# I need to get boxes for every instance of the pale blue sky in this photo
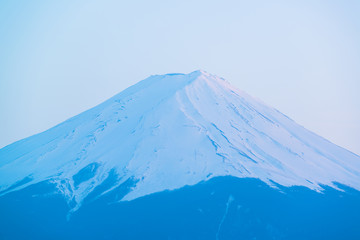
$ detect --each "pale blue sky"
[1,0,359,154]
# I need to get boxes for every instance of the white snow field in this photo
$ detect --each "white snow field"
[1,70,360,210]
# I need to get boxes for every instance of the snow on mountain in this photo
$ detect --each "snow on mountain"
[1,70,360,210]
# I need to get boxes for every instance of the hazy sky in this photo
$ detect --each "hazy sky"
[1,0,359,155]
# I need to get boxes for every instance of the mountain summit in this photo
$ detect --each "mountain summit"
[1,70,360,211]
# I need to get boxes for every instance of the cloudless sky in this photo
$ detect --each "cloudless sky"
[1,0,359,155]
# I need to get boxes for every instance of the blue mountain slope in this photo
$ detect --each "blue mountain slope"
[1,176,360,240]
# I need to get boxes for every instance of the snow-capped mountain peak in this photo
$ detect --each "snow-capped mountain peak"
[1,70,360,210]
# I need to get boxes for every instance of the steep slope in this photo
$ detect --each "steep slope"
[1,70,360,212]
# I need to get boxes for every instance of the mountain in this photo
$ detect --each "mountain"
[1,70,360,239]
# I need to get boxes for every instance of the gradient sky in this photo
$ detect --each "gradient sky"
[1,0,359,155]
